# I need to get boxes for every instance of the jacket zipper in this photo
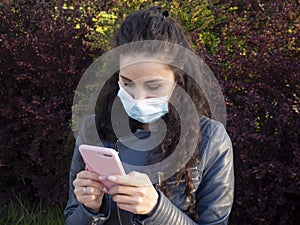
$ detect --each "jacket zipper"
[115,139,119,152]
[91,216,105,225]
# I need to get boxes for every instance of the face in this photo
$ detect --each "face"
[119,55,175,99]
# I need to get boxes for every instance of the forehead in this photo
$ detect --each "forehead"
[119,55,174,82]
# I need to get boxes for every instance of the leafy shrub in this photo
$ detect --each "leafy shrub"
[193,0,300,224]
[0,1,299,224]
[0,0,106,207]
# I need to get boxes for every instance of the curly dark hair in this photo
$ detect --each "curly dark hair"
[95,6,211,220]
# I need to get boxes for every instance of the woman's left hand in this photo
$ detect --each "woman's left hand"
[106,171,159,215]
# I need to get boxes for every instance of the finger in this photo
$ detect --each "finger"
[73,177,106,196]
[84,186,103,196]
[73,178,104,191]
[112,192,144,206]
[75,185,102,199]
[107,171,152,187]
[74,186,94,197]
[76,170,101,181]
[76,194,100,203]
[109,185,146,197]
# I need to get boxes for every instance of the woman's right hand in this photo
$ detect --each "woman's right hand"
[73,170,107,212]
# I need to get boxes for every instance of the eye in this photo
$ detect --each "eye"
[146,84,161,90]
[124,81,134,87]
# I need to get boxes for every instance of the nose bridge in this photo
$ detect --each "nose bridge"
[133,84,147,100]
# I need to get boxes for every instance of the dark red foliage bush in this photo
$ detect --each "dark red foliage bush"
[193,0,300,224]
[0,1,104,207]
[0,1,299,224]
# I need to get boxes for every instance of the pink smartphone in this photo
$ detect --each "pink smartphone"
[79,144,126,188]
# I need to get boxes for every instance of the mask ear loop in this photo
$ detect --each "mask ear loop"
[166,82,177,99]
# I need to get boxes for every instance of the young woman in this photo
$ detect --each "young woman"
[65,6,234,225]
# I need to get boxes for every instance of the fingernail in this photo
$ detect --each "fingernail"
[103,187,108,193]
[108,176,117,181]
[99,175,106,180]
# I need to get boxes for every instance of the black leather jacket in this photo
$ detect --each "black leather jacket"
[64,116,234,225]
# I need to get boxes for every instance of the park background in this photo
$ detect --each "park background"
[0,0,299,224]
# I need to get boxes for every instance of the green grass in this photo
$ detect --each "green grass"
[0,197,64,225]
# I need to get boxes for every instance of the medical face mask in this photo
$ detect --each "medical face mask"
[117,82,172,123]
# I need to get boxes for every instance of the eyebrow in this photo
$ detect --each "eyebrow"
[119,74,165,83]
[120,75,132,82]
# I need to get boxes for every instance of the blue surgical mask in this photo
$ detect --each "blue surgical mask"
[117,82,171,123]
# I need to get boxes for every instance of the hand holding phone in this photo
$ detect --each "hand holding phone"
[79,144,126,188]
